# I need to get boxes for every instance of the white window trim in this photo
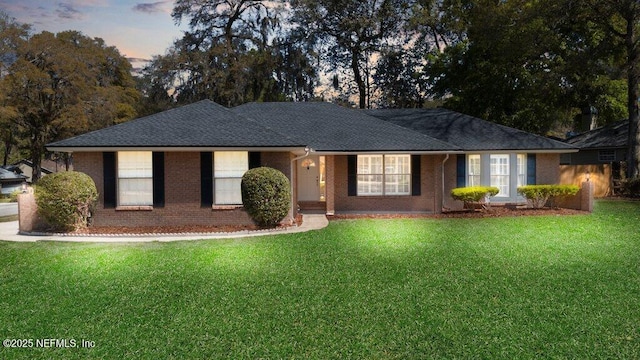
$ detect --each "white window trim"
[117,151,153,207]
[357,154,411,196]
[213,151,248,205]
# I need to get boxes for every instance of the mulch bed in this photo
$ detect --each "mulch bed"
[68,214,305,235]
[330,206,588,220]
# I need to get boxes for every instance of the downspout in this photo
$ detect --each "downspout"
[441,154,450,213]
[290,147,311,225]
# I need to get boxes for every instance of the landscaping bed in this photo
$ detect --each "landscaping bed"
[331,206,588,220]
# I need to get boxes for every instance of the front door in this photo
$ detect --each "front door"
[298,155,324,201]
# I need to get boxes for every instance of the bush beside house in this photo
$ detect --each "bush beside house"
[517,185,580,209]
[241,167,291,227]
[35,171,98,232]
[451,186,500,210]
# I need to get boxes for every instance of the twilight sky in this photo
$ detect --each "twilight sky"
[1,0,186,67]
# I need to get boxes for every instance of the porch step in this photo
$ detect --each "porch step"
[298,201,327,212]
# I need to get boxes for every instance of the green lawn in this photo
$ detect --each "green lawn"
[1,200,639,359]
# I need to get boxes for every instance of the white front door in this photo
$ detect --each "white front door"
[298,156,321,201]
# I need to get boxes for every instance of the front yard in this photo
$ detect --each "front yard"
[1,200,639,359]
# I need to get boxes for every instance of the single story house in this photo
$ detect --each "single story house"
[0,167,27,196]
[46,100,576,227]
[560,120,628,196]
[5,159,55,183]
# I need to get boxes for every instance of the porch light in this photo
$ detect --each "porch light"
[21,182,27,193]
[585,171,590,182]
[301,158,316,170]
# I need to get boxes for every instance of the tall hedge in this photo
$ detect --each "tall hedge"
[35,171,98,232]
[241,167,291,227]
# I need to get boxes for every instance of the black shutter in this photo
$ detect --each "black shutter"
[249,152,261,169]
[152,152,165,207]
[347,155,357,196]
[411,155,421,196]
[456,154,466,188]
[103,152,117,208]
[200,152,213,207]
[527,154,536,185]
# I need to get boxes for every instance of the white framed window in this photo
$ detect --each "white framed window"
[214,151,248,205]
[118,151,153,206]
[357,154,410,196]
[517,154,527,187]
[490,154,510,197]
[357,155,383,195]
[468,154,481,186]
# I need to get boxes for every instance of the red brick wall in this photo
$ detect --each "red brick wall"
[332,155,441,213]
[73,151,293,228]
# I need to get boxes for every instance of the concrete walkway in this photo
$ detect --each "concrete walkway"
[0,214,329,243]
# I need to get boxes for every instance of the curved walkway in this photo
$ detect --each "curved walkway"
[0,214,329,243]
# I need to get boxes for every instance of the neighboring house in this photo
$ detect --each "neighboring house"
[0,167,27,196]
[560,120,628,196]
[7,159,56,183]
[46,100,576,228]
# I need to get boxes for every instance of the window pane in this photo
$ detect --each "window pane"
[385,155,410,174]
[215,151,248,178]
[468,155,481,186]
[118,151,152,178]
[490,155,509,197]
[517,154,527,187]
[357,174,383,195]
[118,151,153,206]
[385,174,410,195]
[118,178,153,206]
[358,155,383,175]
[215,178,243,205]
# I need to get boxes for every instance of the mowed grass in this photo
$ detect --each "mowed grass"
[1,200,639,359]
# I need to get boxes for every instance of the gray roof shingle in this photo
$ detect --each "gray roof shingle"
[565,120,628,149]
[47,100,303,149]
[366,108,576,151]
[233,102,459,152]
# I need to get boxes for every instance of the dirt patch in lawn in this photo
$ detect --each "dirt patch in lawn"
[330,207,589,220]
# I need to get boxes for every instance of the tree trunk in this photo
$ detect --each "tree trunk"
[626,9,640,178]
[351,49,367,109]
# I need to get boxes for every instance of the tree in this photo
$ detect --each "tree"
[143,0,316,107]
[0,12,30,166]
[291,0,408,108]
[1,30,140,181]
[589,0,640,177]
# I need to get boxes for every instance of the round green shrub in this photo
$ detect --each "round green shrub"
[35,171,98,232]
[241,167,291,227]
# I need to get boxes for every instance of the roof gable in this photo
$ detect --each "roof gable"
[366,108,576,152]
[233,102,459,152]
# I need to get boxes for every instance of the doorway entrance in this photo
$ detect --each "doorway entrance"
[297,156,326,207]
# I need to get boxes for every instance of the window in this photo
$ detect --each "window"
[214,151,248,205]
[118,151,153,206]
[468,154,481,186]
[517,154,527,187]
[490,154,509,197]
[357,155,410,196]
[598,150,616,162]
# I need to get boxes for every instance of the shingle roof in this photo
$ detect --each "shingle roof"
[47,100,303,149]
[565,120,628,149]
[0,167,27,181]
[233,102,459,152]
[366,108,576,152]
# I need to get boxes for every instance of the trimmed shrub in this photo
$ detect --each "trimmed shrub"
[517,184,579,208]
[241,167,291,227]
[35,171,98,232]
[621,177,640,198]
[451,186,500,209]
